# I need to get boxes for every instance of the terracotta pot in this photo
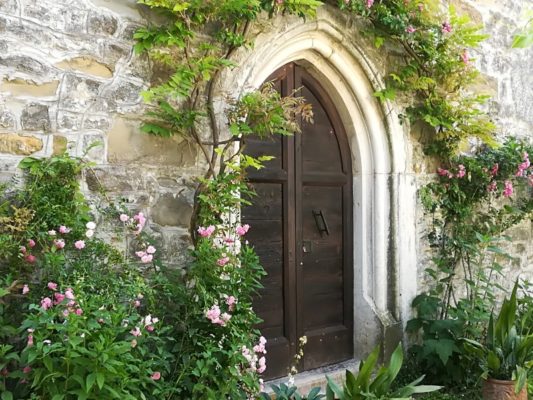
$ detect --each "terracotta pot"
[482,378,528,400]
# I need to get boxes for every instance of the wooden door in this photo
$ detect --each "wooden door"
[242,63,353,380]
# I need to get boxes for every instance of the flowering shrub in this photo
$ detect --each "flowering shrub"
[407,139,533,386]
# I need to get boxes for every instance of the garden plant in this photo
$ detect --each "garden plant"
[0,0,532,399]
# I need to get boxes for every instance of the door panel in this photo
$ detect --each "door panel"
[243,63,353,380]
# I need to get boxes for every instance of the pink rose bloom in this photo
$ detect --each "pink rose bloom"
[54,293,66,305]
[406,25,416,34]
[28,239,36,248]
[197,225,215,238]
[133,300,141,308]
[48,230,56,236]
[441,21,452,33]
[366,0,374,7]
[47,282,58,291]
[74,240,85,250]
[487,181,497,193]
[54,239,65,249]
[27,334,34,347]
[25,254,36,264]
[130,327,142,337]
[75,308,83,316]
[461,50,470,64]
[41,297,53,310]
[65,288,75,300]
[220,313,231,324]
[217,256,230,267]
[141,254,153,263]
[206,305,222,324]
[235,224,250,236]
[22,284,30,295]
[135,251,146,258]
[225,295,237,311]
[503,180,513,197]
[146,245,156,254]
[22,366,32,374]
[62,309,69,317]
[59,226,70,234]
[151,371,161,381]
[146,325,154,332]
[20,246,27,254]
[257,356,267,373]
[119,214,129,222]
[457,164,466,178]
[490,163,499,176]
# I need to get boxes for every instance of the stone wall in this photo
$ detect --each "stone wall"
[0,0,531,302]
[0,0,201,267]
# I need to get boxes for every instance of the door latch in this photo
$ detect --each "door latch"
[312,209,330,236]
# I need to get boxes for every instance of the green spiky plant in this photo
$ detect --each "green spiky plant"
[464,281,533,394]
[325,344,441,399]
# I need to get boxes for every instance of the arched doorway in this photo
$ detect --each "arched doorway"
[242,63,353,380]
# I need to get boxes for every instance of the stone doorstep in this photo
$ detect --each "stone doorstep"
[263,359,358,397]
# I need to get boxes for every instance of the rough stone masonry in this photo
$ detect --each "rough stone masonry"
[0,0,531,279]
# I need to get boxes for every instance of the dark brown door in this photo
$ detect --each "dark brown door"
[242,63,353,380]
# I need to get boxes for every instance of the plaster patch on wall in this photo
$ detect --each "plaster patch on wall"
[55,57,113,79]
[1,79,59,97]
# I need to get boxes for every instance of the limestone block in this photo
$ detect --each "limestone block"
[21,103,50,131]
[0,109,16,129]
[82,133,105,162]
[151,192,193,227]
[102,42,131,65]
[0,55,51,77]
[57,111,82,131]
[1,79,59,97]
[83,115,110,130]
[0,0,18,14]
[107,118,197,166]
[53,135,67,155]
[0,133,43,155]
[55,57,113,79]
[86,168,135,192]
[88,11,118,36]
[60,75,102,112]
[104,79,143,106]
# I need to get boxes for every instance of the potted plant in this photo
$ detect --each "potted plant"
[325,344,441,399]
[464,282,533,400]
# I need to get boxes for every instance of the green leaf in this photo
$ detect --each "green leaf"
[86,373,97,393]
[96,372,105,390]
[1,392,13,400]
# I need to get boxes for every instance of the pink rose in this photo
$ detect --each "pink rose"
[59,226,71,234]
[25,254,36,264]
[20,246,27,254]
[65,288,75,300]
[22,284,30,295]
[197,225,215,238]
[406,25,416,34]
[75,308,83,316]
[119,214,129,222]
[141,254,153,263]
[503,180,513,197]
[22,366,32,374]
[257,356,267,373]
[47,282,58,291]
[41,297,53,310]
[217,256,230,267]
[235,224,250,236]
[461,50,470,64]
[27,334,34,347]
[441,21,452,34]
[54,293,66,305]
[151,371,161,380]
[54,239,65,249]
[133,300,141,308]
[28,239,36,248]
[74,240,85,250]
[146,245,156,254]
[146,325,154,332]
[130,327,142,337]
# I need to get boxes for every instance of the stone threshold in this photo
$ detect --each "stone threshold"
[263,359,359,396]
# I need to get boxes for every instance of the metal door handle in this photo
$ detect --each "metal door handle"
[312,209,330,236]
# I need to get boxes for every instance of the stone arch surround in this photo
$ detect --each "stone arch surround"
[221,6,419,363]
